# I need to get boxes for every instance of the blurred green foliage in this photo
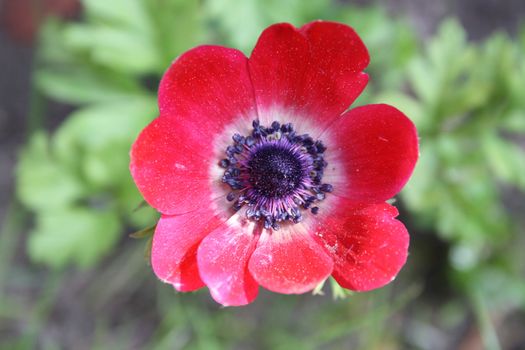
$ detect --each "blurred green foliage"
[10,0,525,347]
[18,98,157,267]
[379,19,525,312]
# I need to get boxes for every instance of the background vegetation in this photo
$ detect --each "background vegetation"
[1,0,524,349]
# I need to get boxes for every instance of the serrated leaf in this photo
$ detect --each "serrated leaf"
[436,168,509,243]
[407,19,479,121]
[507,66,525,107]
[483,134,525,189]
[27,207,121,268]
[340,7,417,94]
[407,57,437,105]
[428,19,467,73]
[401,142,439,212]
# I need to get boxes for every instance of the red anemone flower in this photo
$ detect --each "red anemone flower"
[130,21,419,306]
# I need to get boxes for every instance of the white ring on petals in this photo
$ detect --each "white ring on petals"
[207,104,347,231]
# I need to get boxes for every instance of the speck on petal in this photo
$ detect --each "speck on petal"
[314,200,409,291]
[248,226,333,294]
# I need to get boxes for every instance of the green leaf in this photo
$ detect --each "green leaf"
[63,24,161,74]
[407,18,480,120]
[329,278,354,299]
[340,6,417,90]
[148,0,205,66]
[27,207,121,268]
[117,182,158,229]
[38,19,78,65]
[50,97,158,227]
[205,0,267,52]
[483,134,525,190]
[16,133,86,211]
[144,236,153,262]
[35,68,146,104]
[428,19,468,73]
[312,279,326,296]
[52,96,156,181]
[77,0,207,74]
[501,110,525,133]
[129,224,156,239]
[401,142,439,213]
[82,0,151,30]
[81,148,130,189]
[116,176,158,228]
[407,57,437,106]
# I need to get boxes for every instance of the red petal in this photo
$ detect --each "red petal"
[248,226,333,294]
[151,212,225,291]
[300,20,369,74]
[131,48,257,214]
[249,23,309,113]
[158,45,256,139]
[324,104,419,203]
[300,21,370,120]
[249,21,369,129]
[197,215,260,306]
[130,116,220,215]
[315,201,409,291]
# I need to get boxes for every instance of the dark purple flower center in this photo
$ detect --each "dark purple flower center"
[248,145,303,198]
[219,120,332,230]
